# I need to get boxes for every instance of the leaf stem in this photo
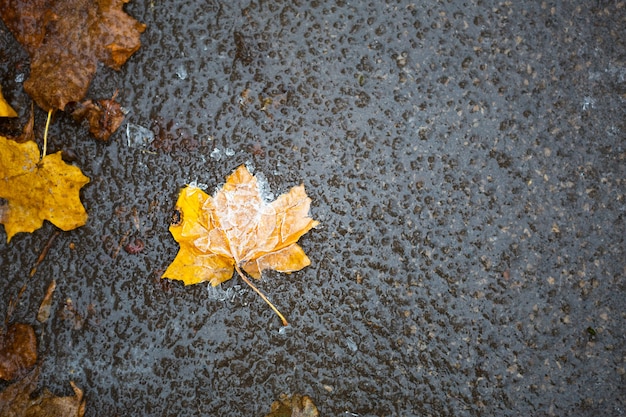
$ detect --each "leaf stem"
[234,264,289,327]
[42,109,53,159]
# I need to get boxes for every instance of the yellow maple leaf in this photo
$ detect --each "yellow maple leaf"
[0,136,90,242]
[163,165,318,325]
[164,164,319,285]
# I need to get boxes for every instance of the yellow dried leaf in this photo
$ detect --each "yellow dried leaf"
[0,86,18,117]
[264,393,319,417]
[163,165,319,286]
[0,136,90,242]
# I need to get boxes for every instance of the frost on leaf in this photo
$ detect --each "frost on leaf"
[163,165,319,286]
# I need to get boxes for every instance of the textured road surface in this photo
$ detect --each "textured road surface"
[1,1,625,416]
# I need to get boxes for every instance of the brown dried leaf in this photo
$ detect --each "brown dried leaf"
[68,95,125,142]
[0,323,37,381]
[0,0,145,111]
[0,367,38,416]
[0,367,86,417]
[24,381,86,417]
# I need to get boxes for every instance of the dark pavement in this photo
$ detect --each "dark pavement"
[1,1,625,416]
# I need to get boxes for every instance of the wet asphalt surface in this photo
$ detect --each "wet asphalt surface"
[1,1,625,416]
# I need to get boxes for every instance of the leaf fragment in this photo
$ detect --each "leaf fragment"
[37,280,57,323]
[68,95,126,142]
[264,393,319,417]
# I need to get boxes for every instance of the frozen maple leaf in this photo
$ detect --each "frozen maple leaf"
[0,0,145,112]
[163,165,318,325]
[0,136,90,242]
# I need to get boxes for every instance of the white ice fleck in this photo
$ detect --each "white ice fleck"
[346,337,358,352]
[15,73,25,83]
[244,160,255,174]
[210,148,222,160]
[211,147,236,160]
[206,284,243,302]
[126,123,154,148]
[278,324,292,334]
[254,171,275,202]
[188,180,208,190]
[206,284,227,301]
[581,96,595,111]
[176,64,188,80]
